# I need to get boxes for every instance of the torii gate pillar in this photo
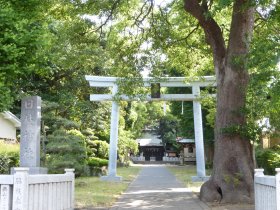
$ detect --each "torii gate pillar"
[192,86,208,181]
[100,85,122,181]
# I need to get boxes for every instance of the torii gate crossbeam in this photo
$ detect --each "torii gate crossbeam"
[86,76,216,182]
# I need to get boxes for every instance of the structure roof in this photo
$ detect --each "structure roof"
[1,111,21,128]
[177,138,195,144]
[137,131,162,146]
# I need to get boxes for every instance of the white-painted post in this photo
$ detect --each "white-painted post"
[12,168,29,210]
[65,168,75,209]
[101,85,122,181]
[192,85,207,181]
[276,168,280,210]
[254,168,264,177]
[254,168,264,210]
[0,185,12,210]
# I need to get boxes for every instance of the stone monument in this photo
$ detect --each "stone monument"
[18,96,47,174]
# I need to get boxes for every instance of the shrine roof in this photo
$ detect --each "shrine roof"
[177,138,195,144]
[137,131,162,146]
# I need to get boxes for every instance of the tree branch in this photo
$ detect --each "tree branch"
[184,0,226,65]
[168,24,200,46]
[133,0,154,27]
[94,0,121,32]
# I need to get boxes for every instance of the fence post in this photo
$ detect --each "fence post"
[12,168,29,210]
[254,168,264,177]
[276,168,280,210]
[254,168,264,210]
[65,169,75,209]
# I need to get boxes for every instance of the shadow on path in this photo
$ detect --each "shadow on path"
[110,165,209,210]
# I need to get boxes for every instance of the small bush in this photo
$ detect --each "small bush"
[87,157,108,176]
[88,157,108,167]
[0,141,19,174]
[256,146,280,175]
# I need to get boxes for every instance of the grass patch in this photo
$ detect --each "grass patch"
[167,165,211,193]
[75,166,141,209]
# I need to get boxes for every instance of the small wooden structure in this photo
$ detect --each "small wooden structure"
[177,138,196,162]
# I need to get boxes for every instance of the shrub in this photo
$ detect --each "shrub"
[256,146,280,175]
[45,129,88,176]
[0,141,19,174]
[88,157,108,167]
[87,157,108,176]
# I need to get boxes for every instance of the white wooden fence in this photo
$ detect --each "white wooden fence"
[0,168,75,210]
[254,168,280,210]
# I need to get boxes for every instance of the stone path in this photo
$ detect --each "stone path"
[110,165,209,210]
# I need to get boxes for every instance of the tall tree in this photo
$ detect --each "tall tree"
[0,0,55,111]
[184,0,255,203]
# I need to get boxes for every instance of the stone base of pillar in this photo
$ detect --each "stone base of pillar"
[100,175,122,182]
[11,167,48,174]
[191,176,210,182]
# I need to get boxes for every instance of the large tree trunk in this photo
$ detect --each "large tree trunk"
[184,0,255,203]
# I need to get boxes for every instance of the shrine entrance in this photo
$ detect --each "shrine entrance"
[140,146,165,161]
[85,76,215,181]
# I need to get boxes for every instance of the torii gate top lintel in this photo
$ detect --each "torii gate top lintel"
[85,75,216,102]
[85,75,216,87]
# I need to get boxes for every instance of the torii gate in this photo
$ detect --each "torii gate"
[85,76,216,182]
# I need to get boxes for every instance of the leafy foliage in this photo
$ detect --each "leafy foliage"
[0,0,54,111]
[86,140,109,159]
[88,157,108,168]
[256,145,280,175]
[118,130,139,166]
[158,114,181,153]
[0,141,19,174]
[87,157,108,176]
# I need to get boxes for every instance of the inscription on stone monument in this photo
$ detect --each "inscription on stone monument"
[19,96,47,174]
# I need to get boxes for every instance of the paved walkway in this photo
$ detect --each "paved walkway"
[110,165,209,210]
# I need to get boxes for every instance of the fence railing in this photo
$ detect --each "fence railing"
[254,168,280,210]
[0,168,75,210]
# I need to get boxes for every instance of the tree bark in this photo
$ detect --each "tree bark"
[184,0,255,203]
